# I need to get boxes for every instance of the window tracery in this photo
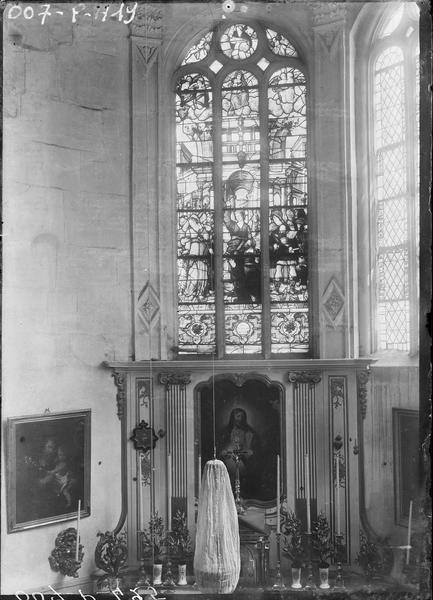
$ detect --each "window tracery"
[176,23,309,356]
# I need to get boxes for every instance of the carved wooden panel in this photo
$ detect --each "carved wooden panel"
[328,375,349,561]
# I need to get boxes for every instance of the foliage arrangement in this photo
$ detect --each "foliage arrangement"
[141,511,167,562]
[356,531,384,579]
[167,510,193,563]
[95,530,128,577]
[282,510,306,568]
[311,512,334,567]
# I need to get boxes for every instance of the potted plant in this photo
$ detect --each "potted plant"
[357,532,384,581]
[141,512,167,585]
[282,511,306,589]
[94,530,128,592]
[311,512,334,589]
[167,510,193,585]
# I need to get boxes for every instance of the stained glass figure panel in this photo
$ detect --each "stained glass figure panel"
[177,72,215,353]
[177,211,214,304]
[220,24,258,60]
[266,28,297,57]
[271,305,309,353]
[176,73,213,165]
[225,305,262,354]
[269,68,306,161]
[182,32,213,65]
[176,26,311,356]
[268,67,308,351]
[222,70,262,311]
[269,161,307,206]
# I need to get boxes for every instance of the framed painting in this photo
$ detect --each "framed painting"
[393,408,419,526]
[6,410,91,532]
[198,376,284,507]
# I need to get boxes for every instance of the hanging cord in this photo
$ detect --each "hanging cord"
[212,350,216,460]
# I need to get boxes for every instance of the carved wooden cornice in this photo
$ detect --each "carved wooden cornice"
[112,370,127,420]
[357,370,370,420]
[288,371,322,389]
[159,372,191,390]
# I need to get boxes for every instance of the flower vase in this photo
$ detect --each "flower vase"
[153,563,163,585]
[319,567,330,589]
[177,563,188,585]
[291,567,302,589]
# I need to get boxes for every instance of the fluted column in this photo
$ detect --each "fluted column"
[159,372,191,527]
[288,371,321,530]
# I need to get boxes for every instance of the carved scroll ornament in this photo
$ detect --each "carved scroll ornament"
[288,371,322,389]
[159,372,191,390]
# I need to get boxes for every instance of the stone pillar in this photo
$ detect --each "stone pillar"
[130,7,164,360]
[159,372,192,526]
[288,371,322,530]
[309,2,351,358]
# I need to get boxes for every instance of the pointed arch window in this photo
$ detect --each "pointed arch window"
[371,7,419,353]
[175,23,309,356]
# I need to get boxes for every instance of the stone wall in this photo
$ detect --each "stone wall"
[2,8,130,593]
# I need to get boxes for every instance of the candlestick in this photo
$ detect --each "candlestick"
[272,532,286,589]
[276,455,281,534]
[75,499,81,562]
[305,454,311,533]
[406,500,413,565]
[336,453,341,536]
[198,454,201,499]
[167,453,172,529]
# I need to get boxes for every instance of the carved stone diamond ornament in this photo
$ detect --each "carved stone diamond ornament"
[322,278,345,326]
[137,281,160,330]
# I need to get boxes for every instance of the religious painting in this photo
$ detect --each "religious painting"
[198,377,283,507]
[6,410,91,532]
[393,408,419,526]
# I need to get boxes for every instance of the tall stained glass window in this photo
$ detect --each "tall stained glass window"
[176,23,309,356]
[372,7,419,353]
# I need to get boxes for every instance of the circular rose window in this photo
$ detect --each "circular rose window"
[220,24,258,60]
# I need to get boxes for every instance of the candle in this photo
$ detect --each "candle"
[138,452,143,530]
[305,454,311,533]
[336,454,341,536]
[75,499,81,562]
[406,500,413,564]
[167,453,172,530]
[276,455,281,534]
[198,454,202,499]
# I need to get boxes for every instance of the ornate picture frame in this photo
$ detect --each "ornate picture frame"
[6,410,91,533]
